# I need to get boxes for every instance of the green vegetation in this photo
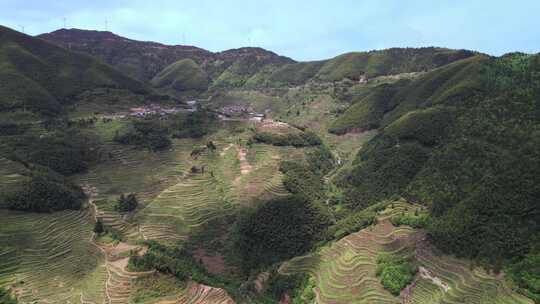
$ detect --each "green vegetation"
[115,193,138,212]
[376,253,417,295]
[2,169,85,212]
[93,219,105,234]
[279,202,532,304]
[0,25,537,303]
[279,145,334,201]
[0,209,105,303]
[0,25,149,116]
[253,130,321,147]
[0,287,17,304]
[130,274,183,303]
[151,59,209,94]
[114,118,172,150]
[7,127,98,175]
[232,195,329,272]
[316,47,475,82]
[507,253,540,302]
[391,209,429,228]
[265,61,325,86]
[328,81,407,134]
[171,109,217,138]
[128,241,240,294]
[335,54,540,270]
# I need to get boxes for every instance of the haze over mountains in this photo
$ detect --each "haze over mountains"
[0,24,539,304]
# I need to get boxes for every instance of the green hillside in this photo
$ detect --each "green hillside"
[0,25,149,116]
[244,47,475,88]
[316,47,475,82]
[151,58,209,94]
[0,22,538,304]
[333,53,540,277]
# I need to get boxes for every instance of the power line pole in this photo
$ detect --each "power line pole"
[63,17,66,29]
[105,19,108,31]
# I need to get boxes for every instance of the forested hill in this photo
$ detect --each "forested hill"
[38,29,475,92]
[0,25,150,116]
[335,52,540,268]
[39,28,295,85]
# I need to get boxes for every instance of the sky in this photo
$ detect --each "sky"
[1,0,539,61]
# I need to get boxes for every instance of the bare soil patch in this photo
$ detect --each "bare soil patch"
[193,248,226,275]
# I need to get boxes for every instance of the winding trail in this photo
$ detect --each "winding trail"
[85,186,153,304]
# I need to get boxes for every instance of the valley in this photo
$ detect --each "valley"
[0,23,539,304]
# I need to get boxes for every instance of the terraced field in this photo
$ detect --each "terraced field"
[0,157,27,193]
[0,209,106,303]
[134,129,298,241]
[177,282,235,304]
[234,143,292,203]
[75,139,195,204]
[279,201,533,304]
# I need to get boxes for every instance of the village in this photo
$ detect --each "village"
[128,101,196,118]
[216,105,266,122]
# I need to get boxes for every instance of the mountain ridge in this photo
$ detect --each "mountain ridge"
[38,28,476,91]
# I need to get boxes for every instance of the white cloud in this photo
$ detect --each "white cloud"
[0,0,538,60]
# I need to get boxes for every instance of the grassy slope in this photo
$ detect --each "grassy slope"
[0,25,149,116]
[0,209,106,303]
[315,47,475,82]
[151,58,209,94]
[250,47,475,88]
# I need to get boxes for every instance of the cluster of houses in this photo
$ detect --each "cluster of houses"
[218,105,266,122]
[129,104,183,117]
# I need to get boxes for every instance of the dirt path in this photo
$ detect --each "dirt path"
[237,146,252,175]
[219,143,234,157]
[418,266,450,291]
[84,185,151,303]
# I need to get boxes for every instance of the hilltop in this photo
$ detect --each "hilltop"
[38,29,475,94]
[39,28,295,87]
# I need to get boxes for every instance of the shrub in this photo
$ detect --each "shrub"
[128,241,239,293]
[3,169,85,212]
[232,195,329,272]
[279,145,334,201]
[253,130,321,147]
[376,253,417,295]
[115,193,138,212]
[114,118,171,151]
[171,110,216,139]
[506,253,540,302]
[10,128,97,175]
[391,212,428,228]
[93,219,105,235]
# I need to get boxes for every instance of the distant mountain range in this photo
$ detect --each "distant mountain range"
[38,28,475,93]
[38,29,294,88]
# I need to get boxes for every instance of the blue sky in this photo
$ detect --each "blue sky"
[1,0,539,61]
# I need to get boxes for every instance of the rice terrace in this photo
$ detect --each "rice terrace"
[1,1,539,303]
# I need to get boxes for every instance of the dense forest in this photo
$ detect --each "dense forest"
[335,54,540,294]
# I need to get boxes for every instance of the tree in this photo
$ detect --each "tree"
[94,219,105,235]
[206,141,217,151]
[115,193,138,212]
